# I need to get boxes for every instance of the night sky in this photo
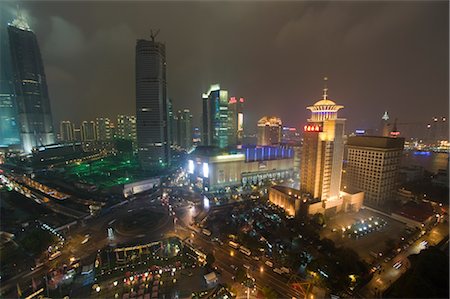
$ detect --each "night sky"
[3,1,448,136]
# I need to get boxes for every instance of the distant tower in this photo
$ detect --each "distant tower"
[390,118,400,138]
[228,97,245,147]
[135,30,170,167]
[7,7,55,152]
[60,121,74,142]
[202,84,229,148]
[381,111,391,137]
[257,116,282,146]
[300,77,345,203]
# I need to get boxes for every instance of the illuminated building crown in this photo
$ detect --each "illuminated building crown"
[307,77,343,122]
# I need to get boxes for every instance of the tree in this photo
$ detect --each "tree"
[311,213,325,227]
[320,238,335,253]
[261,286,278,299]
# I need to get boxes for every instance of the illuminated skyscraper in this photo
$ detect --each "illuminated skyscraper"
[300,79,345,205]
[135,33,170,167]
[60,121,74,142]
[175,109,193,150]
[202,84,229,148]
[7,10,55,152]
[257,116,282,146]
[95,117,112,141]
[0,8,20,148]
[117,115,137,142]
[228,97,244,147]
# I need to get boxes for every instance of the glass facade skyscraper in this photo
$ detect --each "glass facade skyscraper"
[202,84,229,148]
[0,9,20,148]
[6,12,55,152]
[135,36,170,167]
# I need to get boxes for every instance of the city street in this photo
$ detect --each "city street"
[359,222,449,298]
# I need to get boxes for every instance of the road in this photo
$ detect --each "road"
[359,221,449,298]
[172,205,310,299]
[0,189,173,297]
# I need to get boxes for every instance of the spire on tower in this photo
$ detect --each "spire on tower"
[322,77,328,100]
[150,29,160,42]
[390,118,400,137]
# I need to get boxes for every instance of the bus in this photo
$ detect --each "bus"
[49,251,61,261]
[202,229,211,236]
[228,241,240,249]
[239,246,251,256]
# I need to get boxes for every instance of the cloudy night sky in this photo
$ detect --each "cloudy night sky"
[2,1,448,136]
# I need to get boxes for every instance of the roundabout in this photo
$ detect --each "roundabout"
[114,207,169,238]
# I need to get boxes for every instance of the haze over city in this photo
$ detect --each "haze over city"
[2,1,448,133]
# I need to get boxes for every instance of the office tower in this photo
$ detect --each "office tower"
[167,98,176,146]
[60,121,74,142]
[135,33,170,167]
[0,9,20,148]
[228,97,244,147]
[345,136,404,207]
[300,80,345,203]
[257,116,282,146]
[176,109,193,150]
[95,117,112,141]
[117,115,137,141]
[7,10,55,152]
[81,121,96,141]
[202,84,229,148]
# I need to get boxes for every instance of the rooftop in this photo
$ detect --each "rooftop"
[395,201,435,223]
[347,135,405,149]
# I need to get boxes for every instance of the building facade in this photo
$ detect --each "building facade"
[60,121,74,142]
[257,116,282,146]
[0,8,21,149]
[202,84,229,148]
[175,109,193,150]
[187,145,294,192]
[95,117,112,141]
[7,11,55,152]
[228,97,244,147]
[117,115,137,142]
[345,135,404,207]
[81,121,96,141]
[135,36,170,167]
[300,85,345,203]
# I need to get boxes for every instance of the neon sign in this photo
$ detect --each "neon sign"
[303,125,322,132]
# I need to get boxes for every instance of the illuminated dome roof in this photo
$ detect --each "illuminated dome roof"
[306,78,344,121]
[313,98,337,106]
[257,116,282,126]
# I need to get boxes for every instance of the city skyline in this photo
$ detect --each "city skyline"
[1,1,447,136]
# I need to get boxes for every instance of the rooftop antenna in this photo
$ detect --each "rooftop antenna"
[150,29,160,42]
[322,77,328,100]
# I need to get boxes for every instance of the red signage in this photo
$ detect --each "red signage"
[303,125,322,132]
